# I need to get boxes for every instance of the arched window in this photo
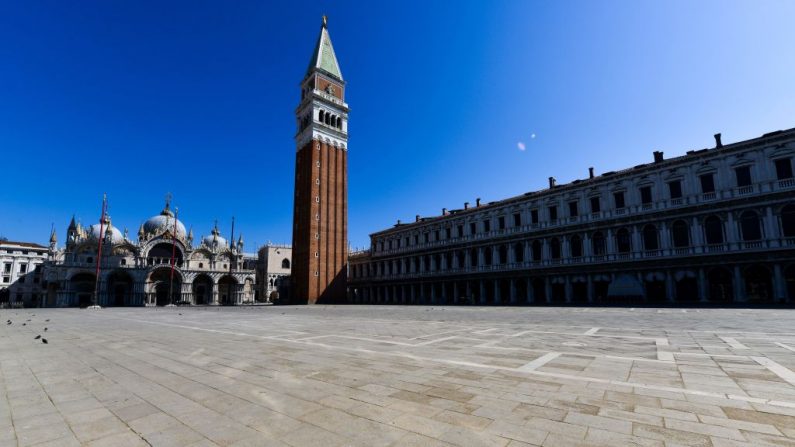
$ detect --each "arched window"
[671,220,690,247]
[550,238,561,259]
[704,215,724,244]
[282,258,290,269]
[616,228,631,253]
[498,245,507,264]
[782,205,795,238]
[325,113,330,125]
[318,110,324,122]
[470,248,478,267]
[592,232,606,255]
[570,235,582,258]
[740,211,762,241]
[642,224,659,250]
[513,242,524,263]
[483,247,492,265]
[337,117,342,129]
[532,240,542,261]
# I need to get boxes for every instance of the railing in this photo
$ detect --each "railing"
[779,178,795,188]
[641,203,653,211]
[706,243,725,253]
[591,212,600,220]
[674,247,691,256]
[737,185,753,195]
[670,198,683,206]
[643,250,660,257]
[702,192,716,201]
[742,241,764,249]
[614,208,626,215]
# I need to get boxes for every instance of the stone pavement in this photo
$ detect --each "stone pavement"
[2,306,795,446]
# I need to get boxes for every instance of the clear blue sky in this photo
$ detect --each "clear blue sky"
[1,1,794,250]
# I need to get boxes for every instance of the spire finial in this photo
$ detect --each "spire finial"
[322,15,327,28]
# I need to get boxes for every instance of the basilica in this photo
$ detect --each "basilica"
[40,201,259,307]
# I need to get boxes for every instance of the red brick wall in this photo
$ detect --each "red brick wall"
[292,139,348,304]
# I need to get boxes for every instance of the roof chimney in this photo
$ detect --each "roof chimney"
[442,208,447,215]
[464,202,469,210]
[476,198,481,207]
[588,167,594,179]
[415,214,420,222]
[397,219,401,225]
[714,133,722,148]
[548,177,556,188]
[653,151,664,163]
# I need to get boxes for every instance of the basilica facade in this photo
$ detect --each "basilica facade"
[41,201,258,307]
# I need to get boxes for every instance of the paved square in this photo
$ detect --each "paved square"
[3,306,795,446]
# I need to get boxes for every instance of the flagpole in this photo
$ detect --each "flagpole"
[229,216,235,304]
[90,193,107,309]
[168,207,178,306]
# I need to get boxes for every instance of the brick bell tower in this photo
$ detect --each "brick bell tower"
[292,16,348,304]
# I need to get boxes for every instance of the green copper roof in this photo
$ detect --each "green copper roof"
[306,18,343,81]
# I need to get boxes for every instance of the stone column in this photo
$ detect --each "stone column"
[587,275,594,304]
[410,284,416,304]
[733,265,744,303]
[564,277,573,304]
[430,283,436,305]
[466,281,472,305]
[544,277,552,304]
[494,280,501,305]
[665,270,675,303]
[478,248,485,268]
[479,280,486,305]
[509,279,517,304]
[774,264,787,303]
[212,282,219,305]
[524,241,531,265]
[727,213,738,249]
[440,282,447,304]
[765,206,779,247]
[453,282,459,305]
[526,277,534,304]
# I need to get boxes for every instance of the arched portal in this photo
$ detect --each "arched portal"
[46,282,59,307]
[149,268,182,306]
[192,274,213,305]
[107,270,133,306]
[147,243,184,267]
[69,273,96,308]
[707,267,733,304]
[218,275,238,305]
[745,265,773,304]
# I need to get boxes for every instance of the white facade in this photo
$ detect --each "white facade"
[0,240,49,307]
[257,244,292,302]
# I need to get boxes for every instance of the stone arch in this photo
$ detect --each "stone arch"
[107,270,133,307]
[642,224,659,251]
[707,267,733,304]
[739,210,763,241]
[192,273,213,305]
[703,215,724,245]
[745,265,773,304]
[671,220,690,248]
[147,267,182,306]
[780,204,795,238]
[68,272,96,308]
[616,228,631,253]
[218,275,238,305]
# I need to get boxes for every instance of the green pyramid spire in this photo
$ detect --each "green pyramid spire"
[306,16,343,81]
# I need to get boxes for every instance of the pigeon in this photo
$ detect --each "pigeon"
[44,327,48,331]
[45,319,50,322]
[34,335,41,340]
[179,313,182,316]
[41,339,48,344]
[22,323,26,326]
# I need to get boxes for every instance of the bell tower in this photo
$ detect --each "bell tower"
[292,16,348,304]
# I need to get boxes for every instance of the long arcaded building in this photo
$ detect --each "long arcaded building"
[348,128,795,306]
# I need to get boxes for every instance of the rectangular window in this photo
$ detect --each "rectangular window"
[423,233,429,243]
[19,264,26,274]
[3,263,9,274]
[483,219,491,232]
[590,197,600,213]
[469,222,476,235]
[614,191,625,209]
[548,206,558,221]
[699,174,715,193]
[434,230,440,241]
[735,166,752,187]
[513,213,521,227]
[413,235,418,245]
[668,180,682,199]
[776,158,793,180]
[445,227,451,239]
[530,209,539,224]
[457,224,464,237]
[640,186,652,204]
[568,201,578,217]
[498,216,505,230]
[2,277,8,283]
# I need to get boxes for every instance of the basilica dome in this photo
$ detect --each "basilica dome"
[143,204,187,238]
[202,234,228,248]
[89,223,126,244]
